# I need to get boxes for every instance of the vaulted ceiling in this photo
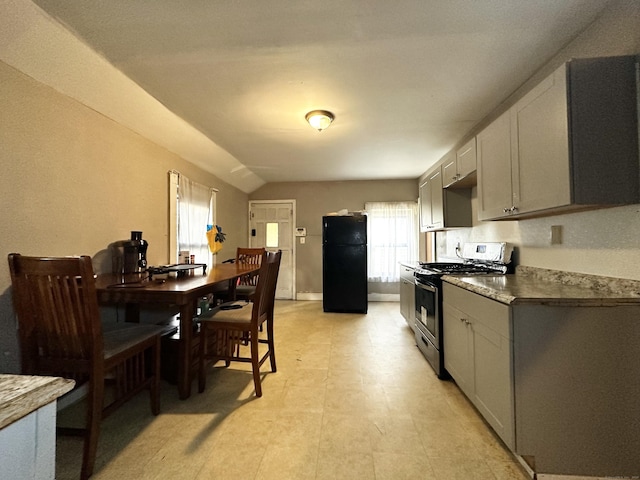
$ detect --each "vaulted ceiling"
[28,0,611,191]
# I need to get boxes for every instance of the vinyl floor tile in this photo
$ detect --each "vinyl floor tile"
[54,301,529,480]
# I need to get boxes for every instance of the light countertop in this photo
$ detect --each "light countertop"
[0,374,75,430]
[443,265,640,306]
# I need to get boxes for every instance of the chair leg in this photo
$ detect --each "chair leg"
[266,318,277,372]
[198,326,207,393]
[81,377,104,480]
[250,330,262,397]
[150,338,161,415]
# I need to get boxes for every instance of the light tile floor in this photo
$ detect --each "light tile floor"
[56,301,530,479]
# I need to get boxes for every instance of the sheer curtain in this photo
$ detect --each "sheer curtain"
[365,201,419,282]
[177,174,213,267]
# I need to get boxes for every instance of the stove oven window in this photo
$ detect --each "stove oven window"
[415,282,438,343]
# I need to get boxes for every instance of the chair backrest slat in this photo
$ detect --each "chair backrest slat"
[251,250,282,325]
[236,247,265,286]
[8,254,104,378]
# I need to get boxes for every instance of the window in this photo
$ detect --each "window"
[266,223,279,247]
[365,201,418,282]
[169,171,216,266]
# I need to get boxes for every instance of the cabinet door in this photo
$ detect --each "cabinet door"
[456,138,476,180]
[400,278,409,322]
[511,64,571,214]
[419,180,431,231]
[419,170,444,231]
[401,279,416,330]
[399,268,415,330]
[443,142,476,188]
[441,152,458,188]
[477,111,513,220]
[429,169,444,229]
[444,283,514,449]
[471,320,515,450]
[443,302,473,397]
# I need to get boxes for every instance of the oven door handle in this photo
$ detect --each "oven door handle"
[415,279,437,293]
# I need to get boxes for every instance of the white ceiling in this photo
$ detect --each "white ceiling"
[28,0,611,190]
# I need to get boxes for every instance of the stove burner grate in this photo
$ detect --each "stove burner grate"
[416,261,508,276]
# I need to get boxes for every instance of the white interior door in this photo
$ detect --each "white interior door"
[248,200,295,299]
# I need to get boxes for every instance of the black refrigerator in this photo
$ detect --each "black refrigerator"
[322,215,368,313]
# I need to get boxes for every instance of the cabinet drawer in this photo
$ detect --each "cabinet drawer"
[443,283,510,337]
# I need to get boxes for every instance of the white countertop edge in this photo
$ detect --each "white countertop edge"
[0,374,75,430]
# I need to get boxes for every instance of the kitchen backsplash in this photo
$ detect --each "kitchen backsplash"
[436,190,640,281]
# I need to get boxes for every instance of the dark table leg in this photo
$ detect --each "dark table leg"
[177,302,195,400]
[228,279,238,301]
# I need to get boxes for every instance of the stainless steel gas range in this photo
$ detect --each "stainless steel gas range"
[414,242,513,378]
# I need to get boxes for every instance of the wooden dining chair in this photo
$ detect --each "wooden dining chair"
[235,247,267,299]
[197,250,281,397]
[8,254,164,480]
[212,247,265,304]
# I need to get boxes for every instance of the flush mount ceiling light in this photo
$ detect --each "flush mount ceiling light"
[305,110,334,131]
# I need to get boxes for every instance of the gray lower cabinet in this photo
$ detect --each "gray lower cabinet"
[513,304,640,477]
[443,281,640,477]
[399,264,415,331]
[442,283,514,450]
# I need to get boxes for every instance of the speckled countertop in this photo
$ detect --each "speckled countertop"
[0,374,75,430]
[443,265,640,306]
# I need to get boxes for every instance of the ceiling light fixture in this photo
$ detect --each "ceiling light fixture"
[305,110,334,132]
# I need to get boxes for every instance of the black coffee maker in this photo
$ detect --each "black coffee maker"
[111,231,148,274]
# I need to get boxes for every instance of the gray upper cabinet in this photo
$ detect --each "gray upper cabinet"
[443,138,477,188]
[441,153,457,189]
[455,138,476,182]
[477,55,639,221]
[420,159,472,232]
[477,110,513,220]
[419,168,444,230]
[510,65,571,214]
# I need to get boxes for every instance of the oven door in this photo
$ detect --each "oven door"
[414,278,439,348]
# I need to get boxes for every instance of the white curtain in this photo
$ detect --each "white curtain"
[365,201,419,282]
[177,174,213,267]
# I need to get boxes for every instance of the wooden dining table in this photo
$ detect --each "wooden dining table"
[95,263,260,399]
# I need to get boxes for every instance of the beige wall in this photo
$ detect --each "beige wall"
[1,0,637,374]
[0,61,248,372]
[250,180,419,295]
[434,0,640,281]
